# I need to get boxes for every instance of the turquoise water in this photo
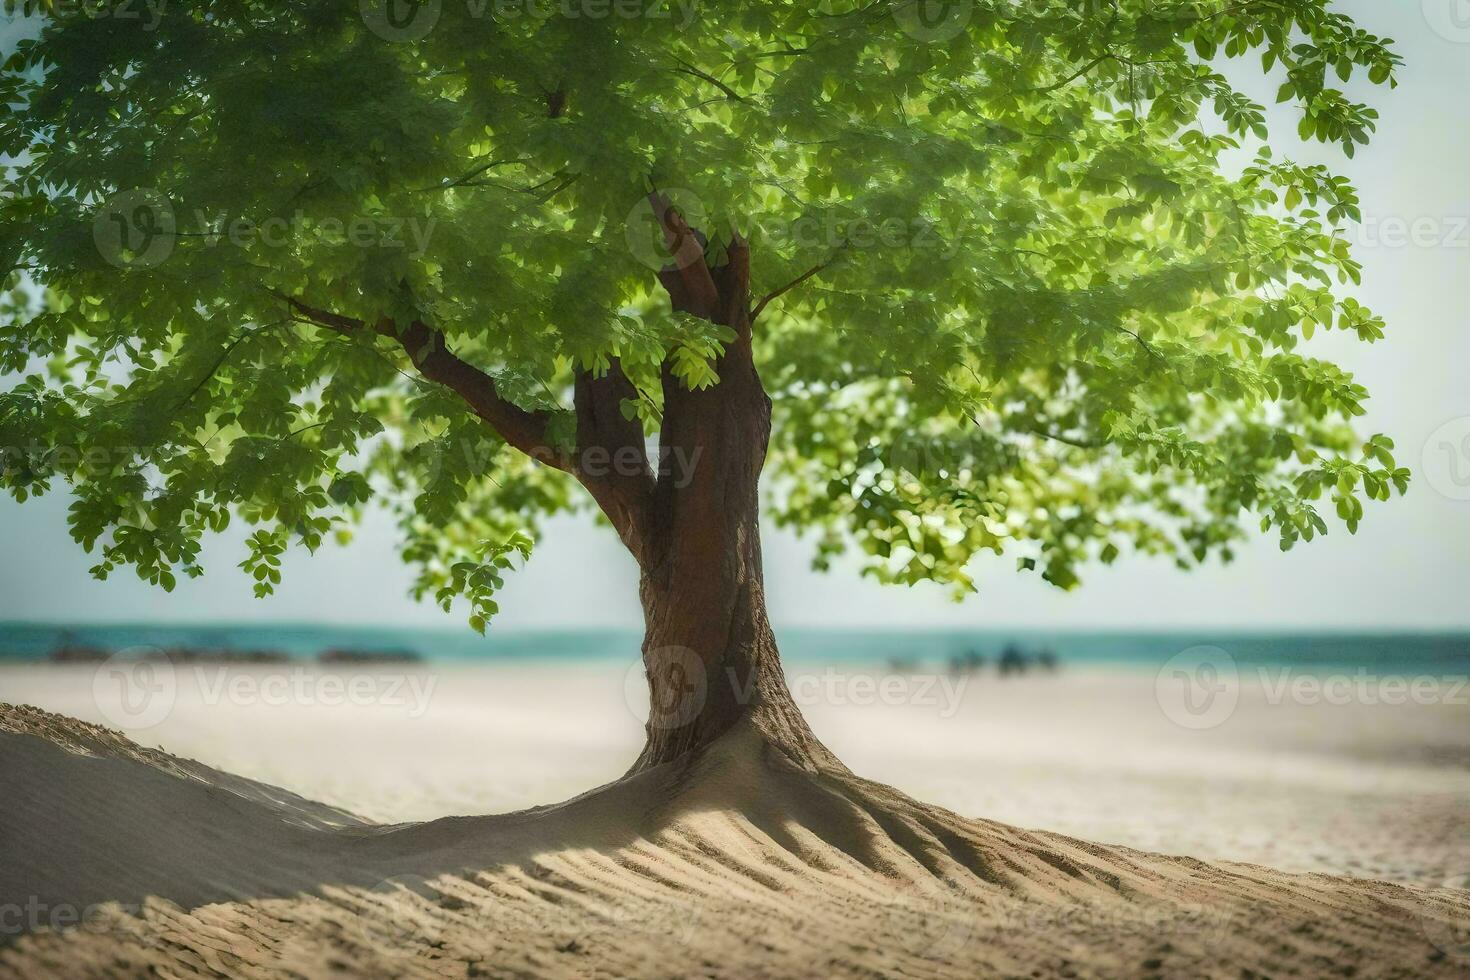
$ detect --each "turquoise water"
[1,622,1468,674]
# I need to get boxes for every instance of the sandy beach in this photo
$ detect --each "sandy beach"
[5,660,1468,883]
[3,659,1469,978]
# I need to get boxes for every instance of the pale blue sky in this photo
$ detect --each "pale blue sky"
[1,2,1467,629]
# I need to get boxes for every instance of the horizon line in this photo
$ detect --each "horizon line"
[2,619,1469,638]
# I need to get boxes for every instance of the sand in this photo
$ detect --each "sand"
[2,661,1468,977]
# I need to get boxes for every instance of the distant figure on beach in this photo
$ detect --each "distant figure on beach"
[885,656,920,674]
[947,650,986,675]
[997,645,1029,677]
[1036,648,1060,672]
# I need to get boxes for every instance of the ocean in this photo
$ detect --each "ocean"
[1,622,1468,675]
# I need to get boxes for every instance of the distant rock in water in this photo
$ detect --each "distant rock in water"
[49,645,111,664]
[49,646,291,664]
[164,647,292,664]
[318,648,423,665]
[46,643,421,666]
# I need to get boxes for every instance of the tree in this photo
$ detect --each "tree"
[0,0,1407,774]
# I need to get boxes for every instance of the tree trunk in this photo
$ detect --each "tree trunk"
[625,229,840,776]
[631,483,840,775]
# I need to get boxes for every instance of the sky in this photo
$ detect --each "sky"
[1,1,1467,631]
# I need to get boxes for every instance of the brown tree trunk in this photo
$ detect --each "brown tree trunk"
[630,408,839,774]
[624,220,840,776]
[629,391,839,774]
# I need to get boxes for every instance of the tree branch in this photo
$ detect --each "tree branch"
[280,295,568,470]
[649,191,722,319]
[1025,425,1104,450]
[751,259,833,321]
[1022,54,1117,94]
[413,157,530,193]
[573,359,656,559]
[671,58,746,103]
[282,293,660,557]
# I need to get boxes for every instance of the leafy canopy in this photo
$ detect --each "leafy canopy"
[0,0,1408,623]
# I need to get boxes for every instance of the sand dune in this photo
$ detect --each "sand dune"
[8,661,1466,885]
[2,702,1467,979]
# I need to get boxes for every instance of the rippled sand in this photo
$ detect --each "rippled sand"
[2,662,1468,977]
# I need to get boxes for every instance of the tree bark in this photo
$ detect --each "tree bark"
[625,209,840,775]
[628,344,839,775]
